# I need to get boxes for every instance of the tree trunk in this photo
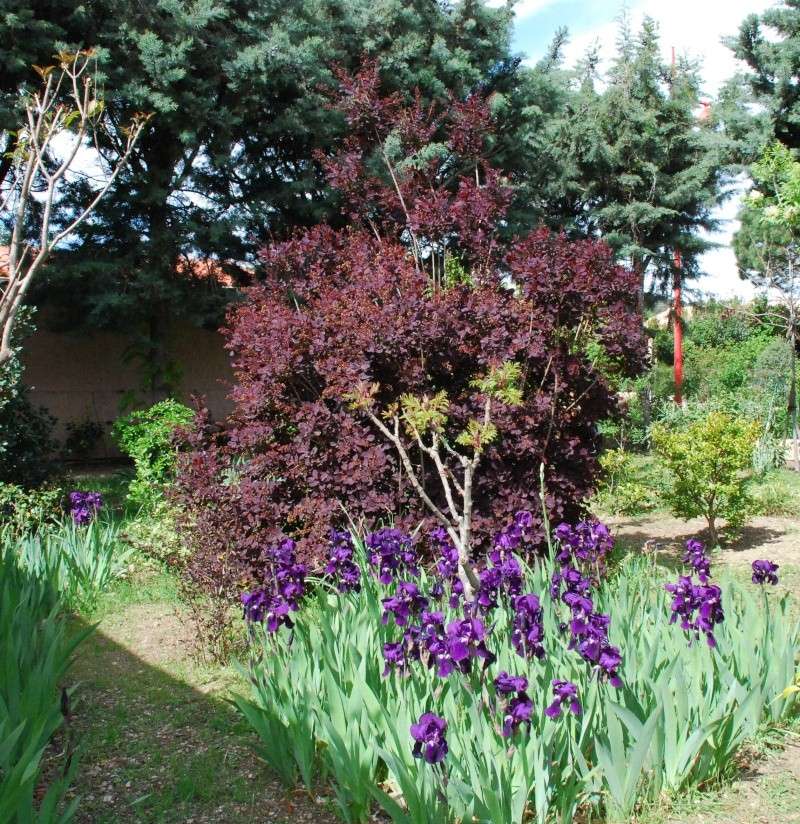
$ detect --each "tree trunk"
[707,515,718,548]
[673,250,684,406]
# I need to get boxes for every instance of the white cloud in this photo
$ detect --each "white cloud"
[557,0,773,94]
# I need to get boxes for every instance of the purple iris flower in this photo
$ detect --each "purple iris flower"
[475,543,524,612]
[382,582,429,627]
[752,559,779,586]
[511,594,546,660]
[551,566,592,605]
[240,590,294,632]
[544,679,581,718]
[665,575,725,648]
[442,616,495,674]
[683,539,711,583]
[69,491,103,525]
[367,528,419,584]
[410,713,448,764]
[430,528,465,607]
[553,521,613,570]
[501,692,534,737]
[241,537,307,633]
[569,609,622,687]
[494,672,528,695]
[382,641,407,676]
[492,510,536,556]
[324,530,361,593]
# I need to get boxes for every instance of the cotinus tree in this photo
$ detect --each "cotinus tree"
[175,65,646,598]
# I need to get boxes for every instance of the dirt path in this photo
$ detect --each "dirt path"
[64,601,338,824]
[658,736,800,824]
[609,514,800,569]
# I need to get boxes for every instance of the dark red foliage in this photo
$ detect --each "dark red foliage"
[175,66,646,596]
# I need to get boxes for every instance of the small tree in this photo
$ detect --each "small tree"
[175,64,647,593]
[653,411,759,545]
[0,50,147,367]
[348,363,523,598]
[113,399,195,510]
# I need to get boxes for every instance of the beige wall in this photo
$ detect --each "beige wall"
[22,319,234,458]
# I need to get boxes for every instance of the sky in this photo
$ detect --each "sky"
[498,0,776,300]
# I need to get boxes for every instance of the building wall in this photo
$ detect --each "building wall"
[22,318,234,458]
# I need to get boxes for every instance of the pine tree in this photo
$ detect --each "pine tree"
[6,1,570,391]
[730,0,800,150]
[561,17,724,297]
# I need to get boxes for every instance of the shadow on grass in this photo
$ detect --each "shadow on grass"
[58,612,333,824]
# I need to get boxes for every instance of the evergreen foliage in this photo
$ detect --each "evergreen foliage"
[558,17,725,293]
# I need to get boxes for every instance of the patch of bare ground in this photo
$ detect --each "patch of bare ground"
[609,514,799,571]
[660,736,800,824]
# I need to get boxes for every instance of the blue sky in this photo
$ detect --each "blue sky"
[495,0,776,299]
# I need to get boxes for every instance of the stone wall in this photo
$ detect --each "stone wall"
[22,318,234,459]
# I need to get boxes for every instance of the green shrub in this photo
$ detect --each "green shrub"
[0,483,63,537]
[121,500,189,567]
[0,550,90,821]
[0,309,57,487]
[595,449,657,516]
[112,399,194,509]
[653,411,760,545]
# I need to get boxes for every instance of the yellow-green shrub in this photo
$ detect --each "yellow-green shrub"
[653,412,759,545]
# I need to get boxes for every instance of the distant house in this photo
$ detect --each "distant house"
[3,247,239,459]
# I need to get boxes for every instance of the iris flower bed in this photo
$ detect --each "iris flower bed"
[234,517,799,823]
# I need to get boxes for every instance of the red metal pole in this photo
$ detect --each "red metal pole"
[670,46,684,406]
[673,248,683,405]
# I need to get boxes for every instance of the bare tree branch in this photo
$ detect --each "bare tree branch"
[0,50,149,367]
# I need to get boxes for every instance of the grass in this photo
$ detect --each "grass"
[750,466,800,518]
[61,565,334,823]
[69,467,138,525]
[593,448,800,521]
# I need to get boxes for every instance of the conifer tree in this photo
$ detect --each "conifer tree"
[731,0,800,150]
[562,17,724,298]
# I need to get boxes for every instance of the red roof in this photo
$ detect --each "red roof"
[0,245,248,287]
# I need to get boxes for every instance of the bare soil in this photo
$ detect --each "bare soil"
[609,514,800,570]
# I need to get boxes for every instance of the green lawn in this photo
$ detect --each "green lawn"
[59,563,336,823]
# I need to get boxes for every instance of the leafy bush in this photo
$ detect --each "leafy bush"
[121,500,189,567]
[0,483,64,537]
[653,412,760,545]
[594,450,658,516]
[175,67,645,602]
[0,308,56,487]
[113,399,194,509]
[234,522,798,823]
[0,550,90,821]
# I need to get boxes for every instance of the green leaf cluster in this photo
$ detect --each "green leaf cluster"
[0,549,91,821]
[653,411,760,542]
[112,399,195,509]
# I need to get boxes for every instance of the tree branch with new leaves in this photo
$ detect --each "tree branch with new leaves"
[347,362,523,598]
[0,49,149,366]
